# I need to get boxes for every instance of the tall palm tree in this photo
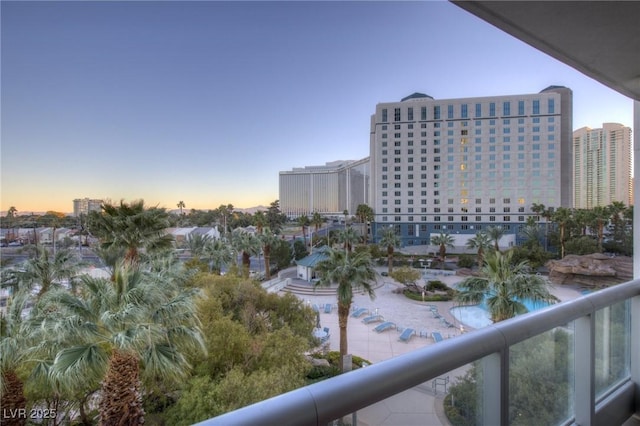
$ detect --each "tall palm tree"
[231,229,261,277]
[587,206,609,251]
[430,233,455,267]
[19,246,82,299]
[40,262,205,426]
[177,200,186,216]
[311,212,324,236]
[314,248,376,371]
[253,210,266,235]
[203,238,233,275]
[88,200,174,265]
[336,227,360,255]
[297,215,310,247]
[519,219,543,250]
[377,226,401,275]
[258,228,280,280]
[485,225,505,253]
[466,231,493,268]
[552,207,573,258]
[455,250,558,322]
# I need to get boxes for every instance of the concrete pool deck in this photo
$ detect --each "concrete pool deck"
[289,269,583,425]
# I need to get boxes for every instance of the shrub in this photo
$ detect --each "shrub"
[457,254,475,269]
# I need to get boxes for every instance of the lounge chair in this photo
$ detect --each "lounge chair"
[432,331,443,342]
[351,308,369,318]
[374,321,396,333]
[324,304,333,314]
[362,315,384,324]
[399,328,416,342]
[312,304,319,312]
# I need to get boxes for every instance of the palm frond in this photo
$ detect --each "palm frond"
[51,344,108,391]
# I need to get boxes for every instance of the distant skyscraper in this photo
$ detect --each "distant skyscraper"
[279,159,370,218]
[73,198,103,217]
[573,123,632,209]
[369,86,573,247]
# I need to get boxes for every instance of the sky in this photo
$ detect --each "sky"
[1,1,634,214]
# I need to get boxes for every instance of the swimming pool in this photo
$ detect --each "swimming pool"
[450,297,551,329]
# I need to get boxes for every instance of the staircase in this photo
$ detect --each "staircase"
[281,279,384,296]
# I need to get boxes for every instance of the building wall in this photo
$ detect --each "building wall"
[573,123,632,208]
[369,87,573,247]
[279,158,370,218]
[73,198,103,217]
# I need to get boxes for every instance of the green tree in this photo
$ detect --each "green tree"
[231,229,261,278]
[587,205,610,252]
[203,239,233,275]
[297,215,310,248]
[314,248,376,371]
[292,239,308,260]
[431,233,455,266]
[266,200,287,234]
[18,246,82,299]
[485,225,505,253]
[311,212,324,235]
[88,199,174,266]
[336,227,360,255]
[177,200,186,216]
[186,233,212,260]
[390,266,421,286]
[355,204,374,242]
[455,250,558,322]
[552,207,573,258]
[40,262,205,426]
[466,231,493,267]
[271,238,293,270]
[377,226,401,274]
[253,211,266,235]
[0,290,32,425]
[258,228,280,279]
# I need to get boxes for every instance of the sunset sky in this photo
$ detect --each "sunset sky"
[1,1,634,214]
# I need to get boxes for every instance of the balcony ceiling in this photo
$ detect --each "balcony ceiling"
[452,1,640,101]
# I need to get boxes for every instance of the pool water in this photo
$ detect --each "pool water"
[450,297,551,329]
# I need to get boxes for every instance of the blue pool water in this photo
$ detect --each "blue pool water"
[450,297,552,329]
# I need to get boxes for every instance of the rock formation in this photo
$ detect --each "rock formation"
[546,253,633,288]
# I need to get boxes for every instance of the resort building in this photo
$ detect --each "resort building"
[72,198,103,217]
[573,123,632,209]
[369,86,573,248]
[279,158,370,219]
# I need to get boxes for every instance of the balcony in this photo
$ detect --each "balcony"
[196,279,639,425]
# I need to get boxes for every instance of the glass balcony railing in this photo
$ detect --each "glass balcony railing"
[195,279,639,426]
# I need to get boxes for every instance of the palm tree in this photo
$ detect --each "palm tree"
[19,246,82,299]
[311,212,324,236]
[186,233,212,260]
[430,233,455,267]
[336,227,360,255]
[258,228,280,280]
[552,207,573,258]
[40,262,205,426]
[177,200,186,216]
[455,250,558,322]
[297,215,310,247]
[466,231,493,268]
[485,225,505,252]
[519,218,543,250]
[587,206,609,251]
[88,200,174,265]
[314,248,376,371]
[377,226,401,275]
[203,238,233,275]
[0,290,32,424]
[231,229,261,277]
[253,210,266,235]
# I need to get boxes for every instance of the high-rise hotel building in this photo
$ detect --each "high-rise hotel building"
[573,123,632,209]
[279,158,370,218]
[369,86,573,247]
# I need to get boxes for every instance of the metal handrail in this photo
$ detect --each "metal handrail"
[195,279,640,426]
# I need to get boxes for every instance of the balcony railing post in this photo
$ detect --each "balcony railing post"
[575,314,595,426]
[481,351,504,425]
[632,295,640,412]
